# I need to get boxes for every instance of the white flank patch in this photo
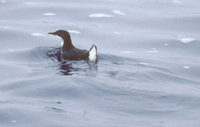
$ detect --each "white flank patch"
[43,13,56,16]
[112,10,126,15]
[89,13,113,18]
[179,38,195,43]
[89,45,97,62]
[31,33,45,36]
[68,30,81,34]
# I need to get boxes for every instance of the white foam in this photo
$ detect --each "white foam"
[112,10,126,15]
[96,24,103,28]
[68,30,81,34]
[43,13,56,16]
[172,0,182,4]
[11,120,17,123]
[183,66,191,69]
[179,38,195,43]
[3,26,10,29]
[0,99,7,102]
[147,48,159,53]
[120,51,133,54]
[24,1,36,5]
[89,13,113,18]
[114,32,121,35]
[139,62,149,65]
[164,43,169,46]
[31,33,45,36]
[147,50,159,53]
[8,49,15,52]
[0,0,6,4]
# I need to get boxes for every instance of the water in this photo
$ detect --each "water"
[0,0,200,126]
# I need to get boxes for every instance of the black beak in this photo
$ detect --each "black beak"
[48,32,56,35]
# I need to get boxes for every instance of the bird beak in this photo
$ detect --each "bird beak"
[48,32,56,35]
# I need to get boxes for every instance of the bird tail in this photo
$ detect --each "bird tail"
[88,44,98,62]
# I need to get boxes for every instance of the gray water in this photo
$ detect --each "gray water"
[0,0,200,127]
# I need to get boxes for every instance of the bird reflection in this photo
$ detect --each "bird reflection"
[46,47,97,76]
[59,61,73,75]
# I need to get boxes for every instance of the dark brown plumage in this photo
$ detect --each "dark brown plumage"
[48,30,97,61]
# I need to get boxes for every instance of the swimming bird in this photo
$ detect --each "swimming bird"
[48,30,98,62]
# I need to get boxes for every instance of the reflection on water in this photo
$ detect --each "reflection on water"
[46,47,62,62]
[58,61,73,75]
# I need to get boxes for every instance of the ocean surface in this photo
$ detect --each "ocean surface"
[0,0,200,126]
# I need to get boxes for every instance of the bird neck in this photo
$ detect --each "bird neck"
[62,36,74,50]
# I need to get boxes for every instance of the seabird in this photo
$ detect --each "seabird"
[48,30,98,62]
